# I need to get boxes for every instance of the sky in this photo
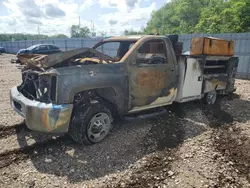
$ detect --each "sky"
[0,0,169,36]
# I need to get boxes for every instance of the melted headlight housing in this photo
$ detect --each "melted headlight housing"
[38,74,57,103]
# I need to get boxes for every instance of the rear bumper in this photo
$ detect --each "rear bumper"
[10,86,73,133]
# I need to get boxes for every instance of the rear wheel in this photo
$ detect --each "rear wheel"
[69,101,113,145]
[204,91,217,105]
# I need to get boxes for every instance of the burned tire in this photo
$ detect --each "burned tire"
[69,100,113,145]
[204,91,217,105]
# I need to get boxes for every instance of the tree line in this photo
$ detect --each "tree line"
[1,0,250,41]
[0,33,69,42]
[0,25,107,41]
[126,0,250,35]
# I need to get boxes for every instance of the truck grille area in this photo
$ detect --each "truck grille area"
[13,101,22,111]
[18,71,56,103]
[18,71,38,100]
[50,76,57,101]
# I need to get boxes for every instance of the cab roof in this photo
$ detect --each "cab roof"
[103,35,165,42]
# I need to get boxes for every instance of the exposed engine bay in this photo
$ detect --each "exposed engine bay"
[19,47,117,72]
[17,70,57,103]
[17,48,115,103]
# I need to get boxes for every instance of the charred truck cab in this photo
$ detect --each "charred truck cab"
[10,35,238,144]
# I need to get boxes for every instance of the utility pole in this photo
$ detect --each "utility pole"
[38,24,40,35]
[77,0,81,28]
[37,24,40,40]
[161,14,164,34]
[90,20,95,37]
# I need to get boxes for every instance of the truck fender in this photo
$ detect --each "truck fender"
[71,86,127,114]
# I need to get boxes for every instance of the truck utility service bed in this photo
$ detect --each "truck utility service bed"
[175,55,238,103]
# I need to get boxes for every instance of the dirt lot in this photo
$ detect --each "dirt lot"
[0,53,250,188]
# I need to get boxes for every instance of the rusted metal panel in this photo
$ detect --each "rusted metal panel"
[226,57,238,93]
[137,71,165,89]
[125,36,179,112]
[129,87,178,113]
[190,37,234,56]
[203,76,228,93]
[55,63,128,113]
[129,66,174,107]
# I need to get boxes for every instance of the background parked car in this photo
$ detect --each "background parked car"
[17,44,61,55]
[11,44,61,63]
[0,47,6,53]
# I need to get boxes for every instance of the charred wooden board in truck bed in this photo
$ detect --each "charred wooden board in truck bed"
[19,48,115,69]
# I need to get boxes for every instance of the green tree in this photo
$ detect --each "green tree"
[145,0,250,34]
[70,25,90,38]
[124,29,144,35]
[196,0,250,33]
[0,33,49,41]
[50,34,68,39]
[0,33,71,41]
[145,0,212,34]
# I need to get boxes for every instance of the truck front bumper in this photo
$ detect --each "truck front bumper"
[10,87,73,133]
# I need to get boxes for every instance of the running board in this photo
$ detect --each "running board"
[123,108,168,121]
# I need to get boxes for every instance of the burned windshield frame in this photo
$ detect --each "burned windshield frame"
[93,40,137,60]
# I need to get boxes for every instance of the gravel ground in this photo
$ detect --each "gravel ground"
[0,54,23,127]
[0,53,250,188]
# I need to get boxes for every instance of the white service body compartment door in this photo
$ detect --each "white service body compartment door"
[181,58,203,101]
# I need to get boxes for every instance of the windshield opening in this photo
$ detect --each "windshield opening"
[93,40,137,61]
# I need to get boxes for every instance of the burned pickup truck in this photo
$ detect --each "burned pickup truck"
[10,35,238,144]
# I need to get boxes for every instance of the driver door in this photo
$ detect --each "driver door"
[128,38,177,112]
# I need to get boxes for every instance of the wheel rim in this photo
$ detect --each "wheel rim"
[87,112,111,143]
[207,92,216,104]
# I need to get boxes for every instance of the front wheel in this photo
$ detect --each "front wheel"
[69,101,113,145]
[204,91,217,105]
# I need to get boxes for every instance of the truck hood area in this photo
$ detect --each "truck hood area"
[19,48,116,71]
